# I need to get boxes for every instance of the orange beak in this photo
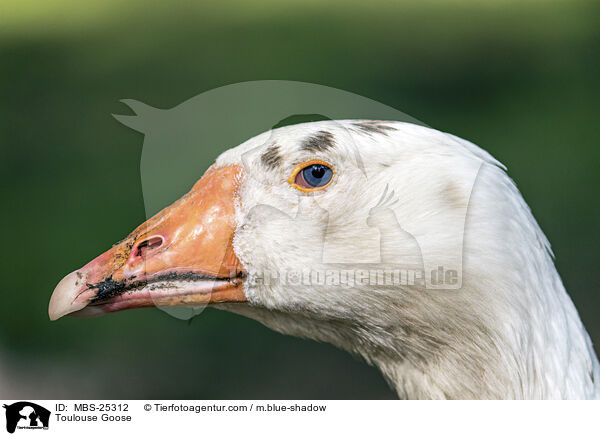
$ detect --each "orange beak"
[48,164,247,320]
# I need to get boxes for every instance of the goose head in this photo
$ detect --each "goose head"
[49,120,599,399]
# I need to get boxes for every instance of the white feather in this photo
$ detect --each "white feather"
[215,120,599,399]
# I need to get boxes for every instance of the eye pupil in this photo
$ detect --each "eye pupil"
[311,165,325,179]
[299,163,333,189]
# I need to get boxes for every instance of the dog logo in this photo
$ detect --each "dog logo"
[3,402,50,433]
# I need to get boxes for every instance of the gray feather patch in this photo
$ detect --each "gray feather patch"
[301,131,336,152]
[260,144,283,169]
[353,121,397,136]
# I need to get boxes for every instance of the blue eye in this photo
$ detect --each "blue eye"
[295,163,334,189]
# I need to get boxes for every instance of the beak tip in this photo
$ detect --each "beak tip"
[48,270,88,321]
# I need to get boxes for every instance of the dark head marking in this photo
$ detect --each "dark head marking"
[353,120,397,136]
[261,144,283,169]
[301,130,335,153]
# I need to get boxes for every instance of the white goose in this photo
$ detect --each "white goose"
[49,120,600,399]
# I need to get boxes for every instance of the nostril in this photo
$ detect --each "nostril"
[134,236,164,258]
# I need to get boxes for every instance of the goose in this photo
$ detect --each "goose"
[48,120,600,399]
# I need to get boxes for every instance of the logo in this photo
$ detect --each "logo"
[111,81,480,320]
[3,402,50,434]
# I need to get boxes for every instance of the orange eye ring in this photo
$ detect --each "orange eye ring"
[288,160,335,192]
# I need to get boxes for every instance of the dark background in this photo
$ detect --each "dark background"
[1,0,598,398]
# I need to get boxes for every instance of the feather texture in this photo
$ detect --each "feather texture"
[214,120,599,399]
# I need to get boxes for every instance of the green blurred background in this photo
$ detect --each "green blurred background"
[1,0,599,399]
